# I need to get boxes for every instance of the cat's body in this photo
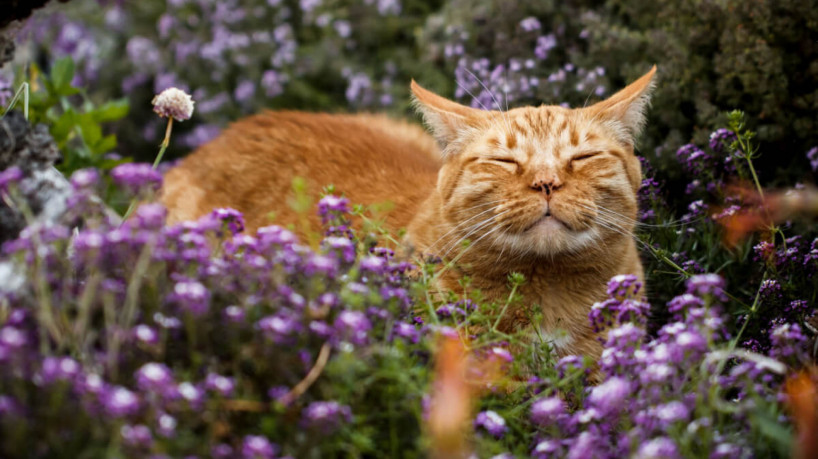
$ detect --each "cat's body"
[161,112,441,232]
[161,67,657,360]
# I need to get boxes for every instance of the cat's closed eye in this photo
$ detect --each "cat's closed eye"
[570,152,601,163]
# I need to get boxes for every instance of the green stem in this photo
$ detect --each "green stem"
[123,118,173,220]
[492,282,519,331]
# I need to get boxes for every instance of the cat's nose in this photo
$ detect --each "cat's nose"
[530,178,562,196]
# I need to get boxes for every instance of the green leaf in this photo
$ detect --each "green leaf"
[50,57,76,94]
[91,134,117,155]
[92,99,129,122]
[76,114,102,147]
[51,108,77,143]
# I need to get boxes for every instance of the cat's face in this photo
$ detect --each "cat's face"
[413,67,655,258]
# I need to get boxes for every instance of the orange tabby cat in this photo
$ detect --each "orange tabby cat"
[161,66,657,360]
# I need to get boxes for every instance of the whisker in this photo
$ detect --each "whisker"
[462,67,513,135]
[441,209,512,259]
[424,201,504,253]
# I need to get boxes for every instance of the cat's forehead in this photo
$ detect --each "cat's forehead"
[491,106,607,158]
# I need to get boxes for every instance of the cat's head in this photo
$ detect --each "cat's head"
[411,66,656,259]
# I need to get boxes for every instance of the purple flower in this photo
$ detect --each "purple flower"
[135,362,175,393]
[205,373,236,397]
[133,324,159,345]
[302,400,353,433]
[606,274,641,299]
[157,412,177,437]
[634,437,680,459]
[586,377,631,416]
[258,313,302,344]
[334,310,371,345]
[110,163,162,194]
[769,323,808,363]
[807,146,818,172]
[74,372,107,396]
[101,386,140,418]
[709,128,737,153]
[241,435,279,458]
[0,166,23,192]
[212,444,235,459]
[532,439,562,458]
[177,382,204,407]
[132,203,167,230]
[224,305,246,322]
[676,144,712,175]
[654,401,690,426]
[213,207,245,235]
[318,195,350,222]
[170,279,210,315]
[0,326,27,350]
[519,17,541,32]
[474,410,507,438]
[686,274,727,303]
[667,294,704,318]
[392,321,420,343]
[530,396,565,426]
[39,356,81,384]
[488,346,513,363]
[70,168,100,189]
[121,424,153,448]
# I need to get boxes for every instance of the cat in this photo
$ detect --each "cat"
[160,66,657,360]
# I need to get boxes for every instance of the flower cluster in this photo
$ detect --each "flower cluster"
[0,167,428,456]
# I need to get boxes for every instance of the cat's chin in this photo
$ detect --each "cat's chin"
[502,218,599,258]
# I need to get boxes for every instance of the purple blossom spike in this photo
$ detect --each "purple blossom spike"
[530,396,565,426]
[334,310,371,345]
[685,274,727,303]
[474,410,507,438]
[170,279,210,316]
[70,168,100,189]
[135,362,175,393]
[212,207,245,235]
[586,377,631,416]
[101,386,140,418]
[241,435,279,458]
[205,373,236,397]
[302,400,353,433]
[110,163,162,194]
[121,424,153,448]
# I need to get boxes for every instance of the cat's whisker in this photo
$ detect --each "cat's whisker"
[575,201,693,230]
[453,79,508,136]
[440,209,512,260]
[424,201,504,254]
[462,68,513,135]
[444,222,506,268]
[591,214,655,252]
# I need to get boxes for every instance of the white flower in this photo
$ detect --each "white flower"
[151,87,194,121]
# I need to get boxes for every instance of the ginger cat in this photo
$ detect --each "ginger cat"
[161,66,657,360]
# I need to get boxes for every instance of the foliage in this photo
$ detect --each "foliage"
[2,56,129,179]
[0,165,811,456]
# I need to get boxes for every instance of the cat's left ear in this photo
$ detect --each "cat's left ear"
[585,65,657,147]
[411,80,487,155]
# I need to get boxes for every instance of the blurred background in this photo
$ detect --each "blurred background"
[3,0,816,184]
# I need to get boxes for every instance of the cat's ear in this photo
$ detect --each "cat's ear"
[411,80,486,152]
[585,65,657,146]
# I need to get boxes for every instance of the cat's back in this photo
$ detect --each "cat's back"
[161,111,441,232]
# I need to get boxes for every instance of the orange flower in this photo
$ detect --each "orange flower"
[785,370,818,459]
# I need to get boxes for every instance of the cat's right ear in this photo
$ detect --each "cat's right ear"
[411,80,485,154]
